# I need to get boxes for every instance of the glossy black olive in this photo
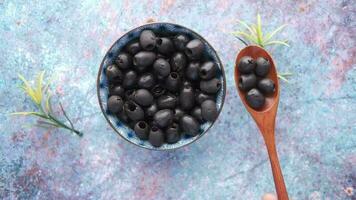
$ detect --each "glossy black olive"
[134,121,149,140]
[238,56,255,74]
[180,115,200,136]
[122,70,137,89]
[179,85,195,111]
[138,73,155,89]
[153,109,174,128]
[125,41,141,55]
[153,58,171,77]
[145,103,158,117]
[238,73,257,91]
[185,62,200,81]
[124,101,144,121]
[200,78,221,94]
[173,108,185,122]
[109,85,125,97]
[133,51,156,71]
[115,53,132,70]
[191,107,204,123]
[195,92,215,104]
[107,95,124,113]
[170,52,187,73]
[105,64,123,82]
[139,30,156,50]
[165,123,180,144]
[157,94,177,109]
[185,39,204,60]
[156,37,174,55]
[199,61,217,80]
[257,78,275,95]
[201,100,218,122]
[149,126,164,147]
[133,89,154,106]
[173,34,189,51]
[151,84,166,97]
[246,88,265,109]
[255,57,270,77]
[165,72,180,92]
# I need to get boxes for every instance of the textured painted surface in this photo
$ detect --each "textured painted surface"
[0,0,355,199]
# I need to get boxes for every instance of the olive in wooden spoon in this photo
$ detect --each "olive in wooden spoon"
[234,45,289,200]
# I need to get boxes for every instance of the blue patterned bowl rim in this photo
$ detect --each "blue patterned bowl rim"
[97,22,226,150]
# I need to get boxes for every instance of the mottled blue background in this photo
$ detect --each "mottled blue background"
[0,0,355,199]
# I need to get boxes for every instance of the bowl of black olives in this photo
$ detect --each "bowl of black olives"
[97,23,226,150]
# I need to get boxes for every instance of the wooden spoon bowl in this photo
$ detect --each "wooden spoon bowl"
[234,45,289,200]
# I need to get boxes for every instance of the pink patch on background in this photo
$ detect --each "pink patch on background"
[327,48,355,95]
[160,0,176,13]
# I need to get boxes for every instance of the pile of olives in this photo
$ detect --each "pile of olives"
[237,56,276,109]
[105,29,222,147]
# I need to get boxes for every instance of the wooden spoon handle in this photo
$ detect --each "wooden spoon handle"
[265,140,289,200]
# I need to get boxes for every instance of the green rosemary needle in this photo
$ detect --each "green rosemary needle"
[11,71,82,136]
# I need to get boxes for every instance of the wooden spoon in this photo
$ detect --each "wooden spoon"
[234,45,289,200]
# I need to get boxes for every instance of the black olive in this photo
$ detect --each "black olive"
[115,53,132,70]
[138,73,155,89]
[170,52,187,73]
[153,58,171,78]
[185,62,200,81]
[134,121,149,140]
[133,89,154,106]
[157,94,177,109]
[105,64,123,82]
[145,103,158,117]
[180,115,200,136]
[124,89,136,101]
[183,80,192,88]
[173,34,189,51]
[179,85,195,111]
[201,100,218,122]
[124,101,144,121]
[151,84,166,97]
[109,85,125,97]
[156,37,174,55]
[125,41,141,55]
[200,78,221,94]
[153,109,174,128]
[165,72,180,92]
[255,57,270,77]
[122,70,137,89]
[185,39,204,60]
[133,51,156,71]
[107,95,124,113]
[116,109,129,123]
[165,123,180,144]
[139,30,156,50]
[199,61,217,80]
[257,78,275,95]
[238,73,257,91]
[191,107,204,123]
[246,88,265,109]
[238,56,255,74]
[195,92,215,104]
[149,126,164,147]
[173,108,185,122]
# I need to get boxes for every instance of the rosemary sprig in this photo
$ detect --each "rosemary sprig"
[11,71,82,136]
[232,14,292,82]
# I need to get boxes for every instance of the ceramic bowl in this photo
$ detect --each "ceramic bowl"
[97,22,226,150]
